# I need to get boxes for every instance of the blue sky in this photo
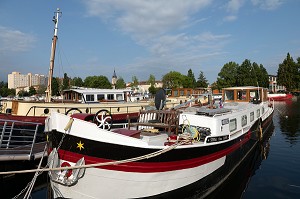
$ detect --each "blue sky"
[0,0,299,84]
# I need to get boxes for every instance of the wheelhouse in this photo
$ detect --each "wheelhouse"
[222,86,268,103]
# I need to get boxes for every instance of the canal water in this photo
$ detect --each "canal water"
[2,98,300,199]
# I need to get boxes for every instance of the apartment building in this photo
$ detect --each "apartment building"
[8,72,47,89]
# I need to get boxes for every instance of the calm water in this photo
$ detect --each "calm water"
[2,98,300,199]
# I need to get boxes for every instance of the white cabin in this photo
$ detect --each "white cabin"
[63,88,132,103]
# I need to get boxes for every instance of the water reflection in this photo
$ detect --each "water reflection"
[275,99,300,145]
[194,122,275,199]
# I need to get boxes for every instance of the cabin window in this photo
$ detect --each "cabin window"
[257,109,260,118]
[222,118,229,125]
[237,90,247,101]
[250,112,254,122]
[229,119,237,132]
[107,94,114,100]
[262,107,265,114]
[225,90,234,101]
[116,94,123,100]
[250,90,259,101]
[173,90,178,97]
[187,90,191,96]
[86,94,94,102]
[97,94,105,101]
[241,115,247,127]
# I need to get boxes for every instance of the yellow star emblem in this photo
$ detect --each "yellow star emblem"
[77,141,84,151]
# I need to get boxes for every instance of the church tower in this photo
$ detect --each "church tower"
[112,69,117,89]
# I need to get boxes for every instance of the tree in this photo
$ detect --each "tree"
[115,77,126,89]
[297,57,300,89]
[187,69,196,88]
[216,62,238,88]
[162,71,184,89]
[237,59,256,86]
[146,74,156,95]
[210,81,218,91]
[252,62,269,88]
[37,85,47,95]
[62,73,70,91]
[28,86,37,96]
[18,90,29,97]
[277,53,298,91]
[196,71,208,88]
[131,76,139,90]
[84,76,112,89]
[52,77,61,96]
[0,81,16,96]
[148,85,157,95]
[147,74,156,87]
[71,77,84,87]
[182,75,194,88]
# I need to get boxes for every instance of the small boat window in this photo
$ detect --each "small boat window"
[237,90,247,101]
[250,90,259,101]
[222,118,229,125]
[225,90,234,101]
[116,94,123,100]
[86,94,95,102]
[257,109,260,118]
[262,107,265,114]
[241,115,247,127]
[229,118,237,132]
[97,94,105,101]
[107,94,114,100]
[173,90,178,97]
[187,90,191,96]
[250,111,254,122]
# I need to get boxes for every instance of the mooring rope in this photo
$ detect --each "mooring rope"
[0,139,188,176]
[10,117,69,199]
[14,143,48,199]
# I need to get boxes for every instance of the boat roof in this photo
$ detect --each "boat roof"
[223,86,267,90]
[63,88,132,94]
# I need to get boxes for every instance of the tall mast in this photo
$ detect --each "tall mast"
[45,8,62,102]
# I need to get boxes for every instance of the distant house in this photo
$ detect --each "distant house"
[127,81,163,94]
[268,75,286,92]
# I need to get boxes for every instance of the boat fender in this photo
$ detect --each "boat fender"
[259,125,263,141]
[64,118,74,131]
[256,123,263,141]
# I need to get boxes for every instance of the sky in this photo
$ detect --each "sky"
[0,0,299,84]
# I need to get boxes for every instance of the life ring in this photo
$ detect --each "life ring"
[61,162,72,178]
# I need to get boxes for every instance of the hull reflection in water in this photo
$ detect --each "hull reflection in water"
[202,122,274,199]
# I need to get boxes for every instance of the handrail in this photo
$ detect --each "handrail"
[173,95,208,110]
[0,119,43,161]
[25,105,146,116]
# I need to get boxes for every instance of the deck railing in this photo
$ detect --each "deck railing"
[0,119,45,161]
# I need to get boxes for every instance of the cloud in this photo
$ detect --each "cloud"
[223,15,238,22]
[251,0,284,10]
[82,0,212,40]
[226,0,245,13]
[0,26,36,53]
